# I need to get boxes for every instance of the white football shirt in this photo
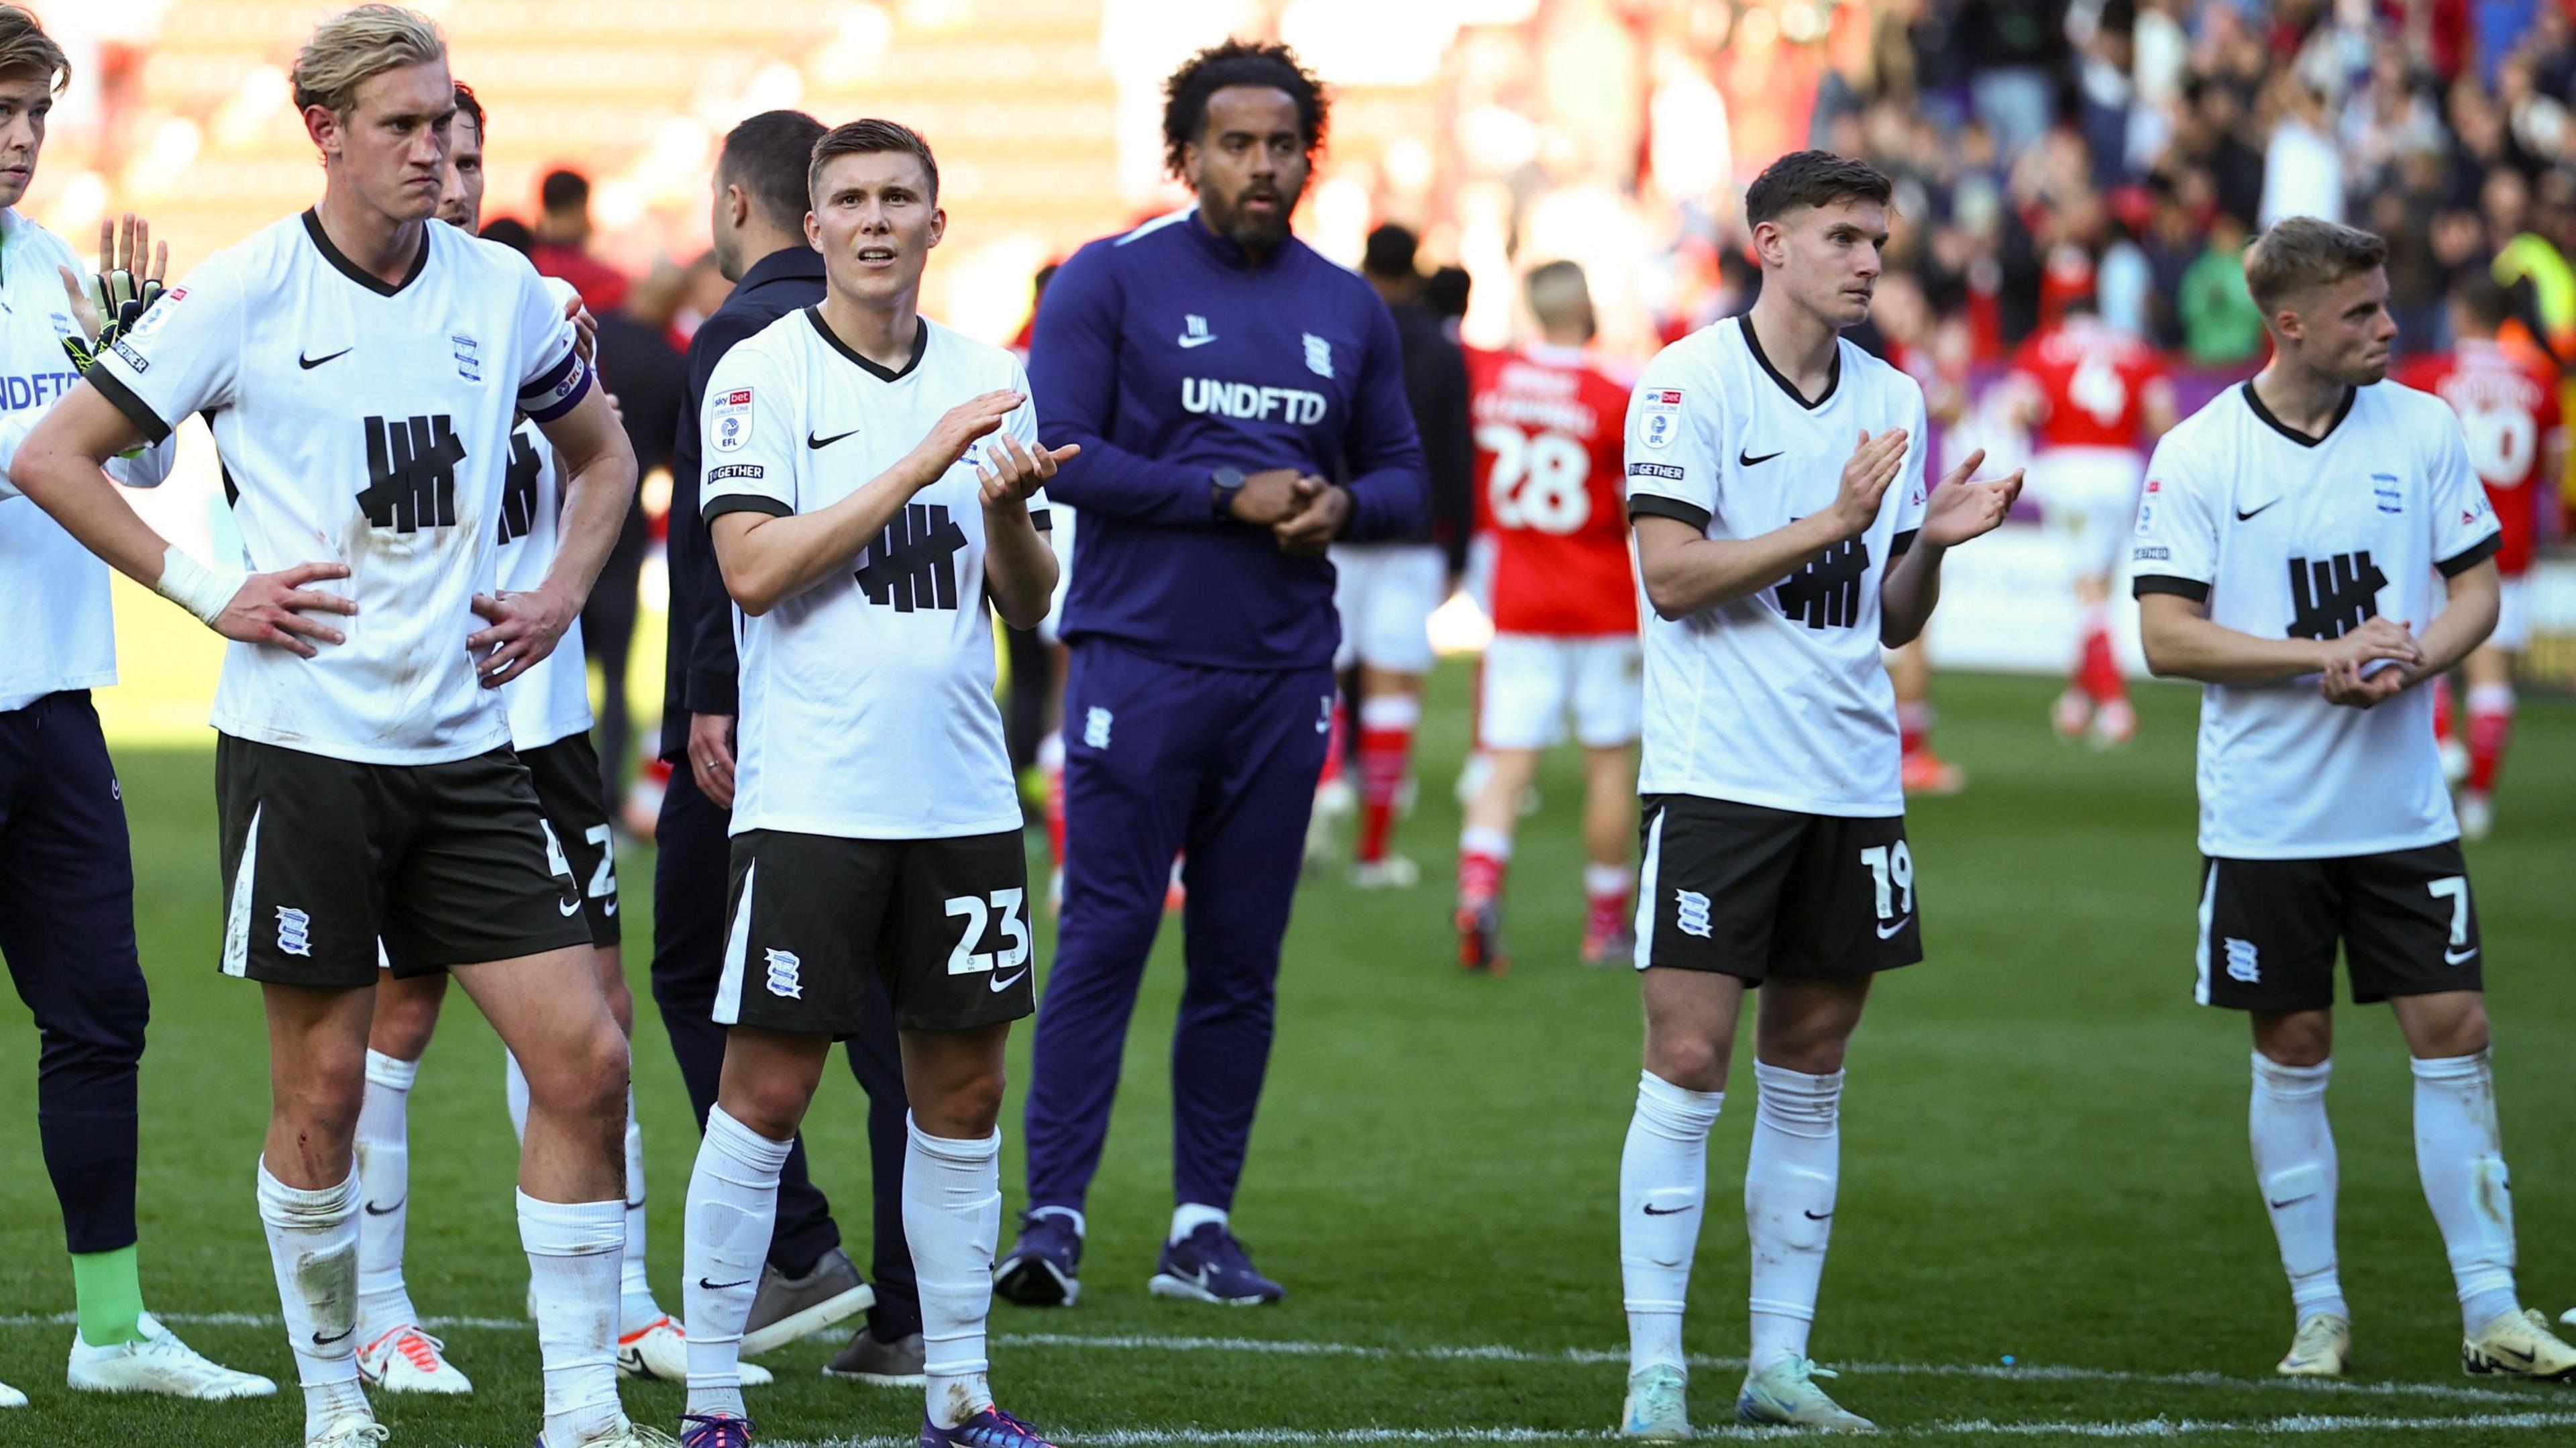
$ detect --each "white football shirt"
[704,309,1048,841]
[2134,380,2501,859]
[0,209,176,712]
[1623,316,1928,817]
[89,211,590,764]
[490,269,591,752]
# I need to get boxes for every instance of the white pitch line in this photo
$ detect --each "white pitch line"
[0,1315,2537,1410]
[767,1412,2576,1447]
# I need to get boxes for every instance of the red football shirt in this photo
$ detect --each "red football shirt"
[2010,318,2167,452]
[2398,338,2561,576]
[1469,344,1638,636]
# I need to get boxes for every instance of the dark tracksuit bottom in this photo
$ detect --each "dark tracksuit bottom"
[1024,639,1335,1213]
[0,691,148,1255]
[651,762,919,1337]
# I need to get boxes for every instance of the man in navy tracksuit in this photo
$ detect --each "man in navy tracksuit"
[997,39,1427,1307]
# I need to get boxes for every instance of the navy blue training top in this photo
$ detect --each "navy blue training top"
[1028,209,1428,670]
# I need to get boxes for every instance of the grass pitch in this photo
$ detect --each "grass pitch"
[3,666,2573,1447]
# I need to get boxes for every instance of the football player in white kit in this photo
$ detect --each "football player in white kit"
[1615,151,2021,1437]
[343,79,743,1399]
[0,3,275,1410]
[2135,217,2576,1382]
[672,120,1068,1448]
[11,8,651,1446]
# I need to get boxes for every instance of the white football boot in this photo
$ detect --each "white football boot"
[1618,1362,1688,1440]
[2276,1312,2350,1376]
[66,1312,276,1399]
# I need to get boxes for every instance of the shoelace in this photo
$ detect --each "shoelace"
[680,1412,754,1448]
[962,1408,1044,1447]
[394,1331,445,1374]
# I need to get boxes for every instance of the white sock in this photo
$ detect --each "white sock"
[1458,825,1512,860]
[354,1050,421,1343]
[1746,1062,1841,1374]
[1583,862,1635,898]
[1620,1070,1723,1374]
[2249,1053,2345,1325]
[519,1191,627,1446]
[505,1050,531,1144]
[683,1105,789,1420]
[256,1159,372,1439]
[1169,1201,1228,1245]
[908,1115,1003,1429]
[620,1092,659,1331]
[2412,1051,2521,1333]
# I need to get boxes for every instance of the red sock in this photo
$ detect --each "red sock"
[1354,695,1419,865]
[1318,692,1348,788]
[1038,731,1065,870]
[2079,625,2125,705]
[1458,845,1507,907]
[2432,674,2456,746]
[1898,701,1931,759]
[1583,863,1633,938]
[2467,685,2515,794]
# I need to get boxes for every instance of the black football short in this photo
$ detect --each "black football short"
[215,735,591,986]
[1634,793,1923,982]
[2195,842,2483,1012]
[718,827,1036,1035]
[521,732,621,948]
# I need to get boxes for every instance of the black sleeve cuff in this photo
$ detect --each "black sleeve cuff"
[88,370,172,445]
[1628,495,1712,531]
[682,668,738,718]
[703,494,794,523]
[2437,531,2503,578]
[1890,528,1920,558]
[2133,574,2212,603]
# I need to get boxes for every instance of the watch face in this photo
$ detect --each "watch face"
[1215,466,1246,490]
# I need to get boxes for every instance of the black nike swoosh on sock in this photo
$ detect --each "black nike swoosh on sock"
[313,1327,352,1346]
[698,1278,753,1292]
[1640,1204,1695,1216]
[363,1197,405,1216]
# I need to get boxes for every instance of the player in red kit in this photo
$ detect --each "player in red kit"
[2396,274,2565,841]
[1456,262,1640,972]
[2005,294,2176,746]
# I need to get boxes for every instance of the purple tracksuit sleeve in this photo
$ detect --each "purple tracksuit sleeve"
[1028,245,1218,528]
[1333,295,1430,544]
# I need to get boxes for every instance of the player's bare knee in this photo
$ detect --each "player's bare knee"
[2253,1011,2332,1068]
[720,1070,815,1142]
[2403,994,2490,1059]
[528,1019,629,1126]
[1644,1034,1727,1094]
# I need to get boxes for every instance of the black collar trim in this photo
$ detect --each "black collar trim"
[1739,314,1838,410]
[2241,380,2354,448]
[302,209,430,297]
[806,307,928,382]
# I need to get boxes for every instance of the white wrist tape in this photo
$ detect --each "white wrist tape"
[152,546,246,627]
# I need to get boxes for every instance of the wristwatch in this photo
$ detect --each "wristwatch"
[1210,465,1246,519]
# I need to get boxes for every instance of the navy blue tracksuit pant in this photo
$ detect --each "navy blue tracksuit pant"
[651,762,919,1337]
[1024,641,1335,1213]
[0,691,148,1255]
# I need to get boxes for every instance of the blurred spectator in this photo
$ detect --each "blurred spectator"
[2178,209,2264,367]
[531,167,631,314]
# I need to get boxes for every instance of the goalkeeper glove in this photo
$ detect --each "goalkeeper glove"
[60,267,168,374]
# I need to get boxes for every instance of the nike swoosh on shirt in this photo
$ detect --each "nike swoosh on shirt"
[990,968,1030,993]
[807,429,859,449]
[2447,946,2479,965]
[2235,500,2278,521]
[1876,917,1911,939]
[299,348,351,370]
[1739,450,1782,467]
[1176,334,1219,349]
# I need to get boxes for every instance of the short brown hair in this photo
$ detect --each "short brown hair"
[292,5,445,117]
[0,5,67,92]
[1745,150,1892,228]
[2245,217,2387,314]
[808,119,938,206]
